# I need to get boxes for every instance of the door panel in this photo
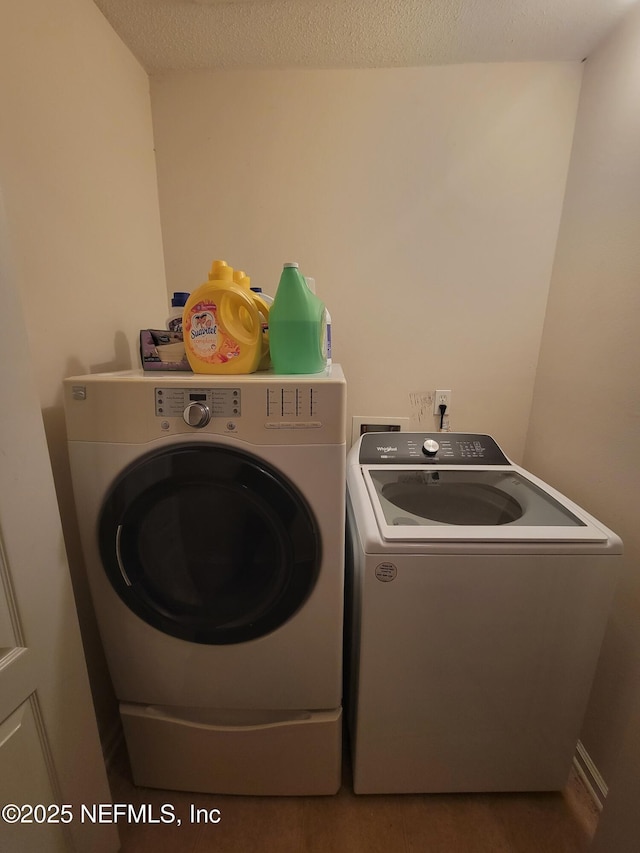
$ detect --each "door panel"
[0,701,68,853]
[0,188,118,852]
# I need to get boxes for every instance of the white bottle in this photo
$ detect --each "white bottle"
[250,286,274,306]
[166,292,190,333]
[304,276,332,366]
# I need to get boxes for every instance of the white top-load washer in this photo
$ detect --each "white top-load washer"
[64,366,346,795]
[346,432,622,794]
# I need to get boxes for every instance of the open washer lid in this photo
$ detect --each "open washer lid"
[356,433,615,544]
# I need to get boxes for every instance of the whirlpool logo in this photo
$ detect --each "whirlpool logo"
[377,446,398,453]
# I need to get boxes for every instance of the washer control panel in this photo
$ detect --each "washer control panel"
[359,433,510,465]
[155,387,241,418]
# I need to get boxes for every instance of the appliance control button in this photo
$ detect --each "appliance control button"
[183,401,211,428]
[422,438,440,456]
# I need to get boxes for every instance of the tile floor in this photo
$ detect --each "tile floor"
[108,738,599,853]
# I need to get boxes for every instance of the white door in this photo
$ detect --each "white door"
[0,193,118,852]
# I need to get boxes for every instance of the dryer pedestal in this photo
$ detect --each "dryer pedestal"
[120,703,342,796]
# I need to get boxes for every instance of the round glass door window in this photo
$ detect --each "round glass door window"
[99,444,321,644]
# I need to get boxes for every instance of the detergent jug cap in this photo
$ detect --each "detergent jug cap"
[171,291,190,307]
[233,270,251,288]
[209,259,233,281]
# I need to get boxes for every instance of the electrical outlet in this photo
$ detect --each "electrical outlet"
[433,390,452,415]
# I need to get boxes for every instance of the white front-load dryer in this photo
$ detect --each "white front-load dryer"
[64,367,346,795]
[346,432,622,795]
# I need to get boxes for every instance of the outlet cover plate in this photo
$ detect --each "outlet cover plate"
[433,390,452,415]
[351,416,410,447]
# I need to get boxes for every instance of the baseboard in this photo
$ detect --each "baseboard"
[574,740,608,811]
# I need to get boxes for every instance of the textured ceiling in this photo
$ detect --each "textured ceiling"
[92,0,638,74]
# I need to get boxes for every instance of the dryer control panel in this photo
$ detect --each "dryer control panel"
[155,387,241,418]
[63,366,346,445]
[359,433,511,465]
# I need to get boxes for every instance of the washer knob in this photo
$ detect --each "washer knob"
[422,438,440,457]
[183,402,211,429]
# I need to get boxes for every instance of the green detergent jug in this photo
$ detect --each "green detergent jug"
[269,263,327,374]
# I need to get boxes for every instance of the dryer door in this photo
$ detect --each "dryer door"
[98,444,321,644]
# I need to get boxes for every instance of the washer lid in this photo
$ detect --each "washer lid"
[362,466,612,543]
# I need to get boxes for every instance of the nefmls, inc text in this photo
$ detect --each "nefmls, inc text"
[79,803,222,824]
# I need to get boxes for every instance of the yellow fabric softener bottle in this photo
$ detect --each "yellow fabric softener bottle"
[183,260,264,374]
[233,269,272,370]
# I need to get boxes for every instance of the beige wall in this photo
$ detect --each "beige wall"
[3,0,636,802]
[151,64,582,461]
[0,0,167,741]
[524,0,640,795]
